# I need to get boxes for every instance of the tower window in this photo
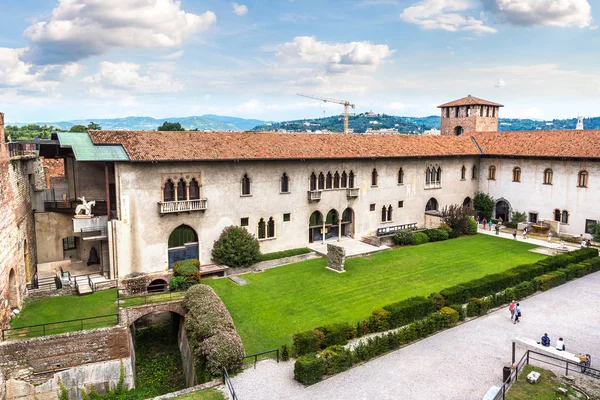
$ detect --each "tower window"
[578,170,588,188]
[241,174,251,196]
[543,168,553,185]
[398,168,404,185]
[455,107,459,118]
[461,165,466,180]
[488,166,496,180]
[371,168,378,187]
[281,173,290,193]
[512,167,521,182]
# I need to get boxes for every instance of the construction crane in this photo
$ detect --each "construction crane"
[297,93,355,134]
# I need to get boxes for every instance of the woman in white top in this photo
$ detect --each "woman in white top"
[556,337,565,351]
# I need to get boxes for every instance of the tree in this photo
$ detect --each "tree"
[591,222,600,243]
[87,122,101,130]
[158,121,185,131]
[211,226,261,268]
[473,191,495,220]
[70,124,88,132]
[511,211,527,224]
[440,204,475,235]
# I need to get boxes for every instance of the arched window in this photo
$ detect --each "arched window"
[163,179,175,202]
[387,205,393,222]
[578,170,588,188]
[425,197,438,212]
[371,168,378,186]
[348,171,355,188]
[333,171,340,188]
[267,217,276,238]
[381,206,387,222]
[554,209,561,222]
[310,172,317,191]
[472,165,478,180]
[543,168,553,185]
[326,172,333,189]
[326,209,339,225]
[436,167,442,182]
[398,168,404,185]
[309,211,323,226]
[281,173,290,193]
[341,171,347,188]
[318,172,325,190]
[189,178,200,200]
[461,165,466,180]
[512,167,521,182]
[561,210,569,224]
[430,168,436,183]
[425,167,431,184]
[257,218,266,239]
[241,174,251,195]
[168,225,198,248]
[488,166,496,180]
[177,179,187,201]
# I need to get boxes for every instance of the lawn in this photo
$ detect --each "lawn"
[176,389,225,400]
[205,235,545,354]
[506,365,577,399]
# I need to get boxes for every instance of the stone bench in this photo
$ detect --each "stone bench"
[514,338,581,363]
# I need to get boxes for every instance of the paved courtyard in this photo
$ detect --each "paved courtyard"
[231,271,600,400]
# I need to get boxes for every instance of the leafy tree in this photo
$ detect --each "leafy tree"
[5,124,56,141]
[87,122,101,130]
[157,121,185,131]
[511,211,527,224]
[591,222,600,243]
[440,204,475,235]
[211,226,261,268]
[473,191,495,220]
[70,124,88,132]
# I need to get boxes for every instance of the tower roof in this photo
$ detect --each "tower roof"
[438,95,504,108]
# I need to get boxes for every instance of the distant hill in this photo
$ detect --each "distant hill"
[12,115,267,132]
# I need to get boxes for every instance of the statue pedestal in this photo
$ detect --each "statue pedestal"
[74,215,94,219]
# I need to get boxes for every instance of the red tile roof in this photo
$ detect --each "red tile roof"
[471,130,600,159]
[89,131,480,161]
[438,95,504,108]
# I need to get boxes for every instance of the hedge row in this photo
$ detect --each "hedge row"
[437,248,598,305]
[294,312,453,385]
[292,297,436,356]
[535,257,600,291]
[259,247,311,262]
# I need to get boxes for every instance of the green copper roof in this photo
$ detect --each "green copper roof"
[57,132,129,161]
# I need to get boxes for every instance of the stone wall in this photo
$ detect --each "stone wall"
[225,252,319,276]
[327,244,345,272]
[177,316,196,388]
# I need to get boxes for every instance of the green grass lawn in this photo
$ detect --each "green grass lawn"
[506,365,577,399]
[205,235,544,354]
[177,389,225,400]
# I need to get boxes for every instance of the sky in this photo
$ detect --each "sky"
[0,0,599,123]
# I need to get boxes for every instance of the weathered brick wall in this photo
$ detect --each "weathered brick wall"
[0,326,130,385]
[42,158,65,188]
[0,113,38,329]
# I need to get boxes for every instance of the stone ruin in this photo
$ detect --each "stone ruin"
[327,243,346,273]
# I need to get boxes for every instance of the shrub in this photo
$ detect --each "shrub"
[424,229,449,242]
[317,322,355,348]
[281,344,290,361]
[368,309,391,332]
[440,307,459,326]
[294,353,325,385]
[427,292,445,310]
[438,223,453,233]
[260,248,311,262]
[394,230,415,246]
[511,211,527,225]
[440,204,474,235]
[383,296,436,328]
[473,192,494,221]
[413,232,429,245]
[211,225,261,268]
[293,330,324,356]
[321,345,353,375]
[173,259,200,276]
[169,275,188,291]
[356,319,369,338]
[198,331,245,376]
[466,298,491,317]
[353,340,375,362]
[448,304,465,321]
[534,271,566,291]
[513,281,535,299]
[466,216,478,235]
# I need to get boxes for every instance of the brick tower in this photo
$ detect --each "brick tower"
[438,95,503,136]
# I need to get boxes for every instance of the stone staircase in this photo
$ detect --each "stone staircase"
[74,273,114,295]
[26,276,58,294]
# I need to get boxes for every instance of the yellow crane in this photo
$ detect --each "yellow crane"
[297,93,355,134]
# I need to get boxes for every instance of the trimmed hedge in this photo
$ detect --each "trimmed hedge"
[466,297,491,317]
[440,306,459,326]
[321,345,353,375]
[367,309,391,332]
[316,322,355,348]
[292,329,324,356]
[534,271,566,291]
[259,247,311,262]
[294,353,325,385]
[382,296,437,328]
[393,230,415,246]
[424,229,449,242]
[413,232,430,245]
[466,217,478,235]
[211,225,261,268]
[170,259,201,291]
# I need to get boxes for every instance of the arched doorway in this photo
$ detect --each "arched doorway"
[341,208,354,238]
[454,126,464,136]
[425,197,439,213]
[308,211,323,243]
[148,279,168,293]
[8,269,18,309]
[325,209,339,240]
[168,225,199,269]
[463,197,472,209]
[495,199,511,222]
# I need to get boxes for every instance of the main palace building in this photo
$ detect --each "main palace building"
[1,95,599,323]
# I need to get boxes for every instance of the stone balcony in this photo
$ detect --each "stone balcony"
[424,181,442,190]
[346,188,359,198]
[158,199,208,214]
[307,190,322,202]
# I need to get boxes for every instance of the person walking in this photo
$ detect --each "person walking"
[482,218,487,230]
[488,220,493,231]
[513,228,517,239]
[548,232,553,242]
[513,303,521,324]
[523,226,528,240]
[476,216,480,225]
[509,300,516,321]
[495,224,500,235]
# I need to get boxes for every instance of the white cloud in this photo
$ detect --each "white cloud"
[0,47,57,91]
[495,78,506,87]
[232,3,248,16]
[83,61,184,96]
[401,0,497,34]
[481,0,592,28]
[61,63,82,78]
[160,50,185,60]
[22,0,216,64]
[277,36,394,73]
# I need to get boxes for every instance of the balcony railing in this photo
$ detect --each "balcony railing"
[8,142,38,159]
[424,181,442,189]
[307,190,322,202]
[346,188,359,198]
[159,199,208,214]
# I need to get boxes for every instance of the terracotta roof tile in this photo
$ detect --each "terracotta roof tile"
[438,95,504,108]
[89,131,480,161]
[471,130,600,159]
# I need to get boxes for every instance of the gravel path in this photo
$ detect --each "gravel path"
[230,271,600,400]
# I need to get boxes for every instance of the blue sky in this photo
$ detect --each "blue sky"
[1,0,598,123]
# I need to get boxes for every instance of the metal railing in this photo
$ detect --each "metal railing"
[1,314,118,341]
[117,284,186,308]
[243,349,280,369]
[376,223,418,237]
[494,349,600,400]
[222,367,238,400]
[158,199,208,214]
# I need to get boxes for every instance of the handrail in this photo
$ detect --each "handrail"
[222,367,238,400]
[243,349,280,369]
[88,275,95,292]
[1,314,118,341]
[117,285,186,308]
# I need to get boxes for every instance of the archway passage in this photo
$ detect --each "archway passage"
[463,197,472,209]
[495,200,510,222]
[341,208,354,238]
[325,209,339,240]
[454,126,464,136]
[308,211,323,243]
[425,197,439,212]
[8,269,18,309]
[168,225,199,269]
[148,279,168,293]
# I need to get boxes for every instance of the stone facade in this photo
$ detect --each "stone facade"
[440,105,500,135]
[327,244,346,272]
